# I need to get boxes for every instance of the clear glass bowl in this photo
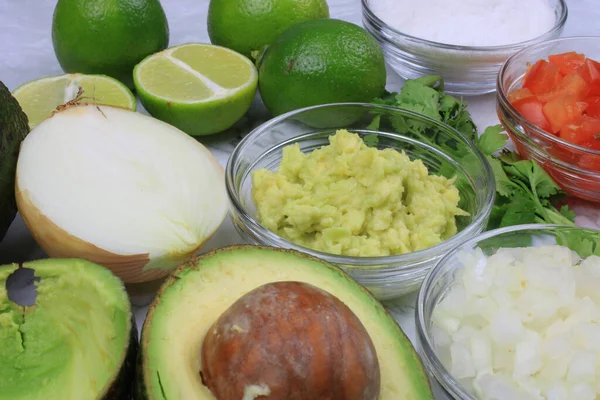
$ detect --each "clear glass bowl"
[226,103,494,300]
[361,0,567,96]
[497,36,600,203]
[416,224,600,399]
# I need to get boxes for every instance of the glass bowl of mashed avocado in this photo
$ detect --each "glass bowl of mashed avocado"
[226,103,495,300]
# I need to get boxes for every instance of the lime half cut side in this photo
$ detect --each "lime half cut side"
[133,42,258,136]
[12,73,136,129]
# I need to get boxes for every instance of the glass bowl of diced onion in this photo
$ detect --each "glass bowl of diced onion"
[416,224,600,400]
[361,0,567,95]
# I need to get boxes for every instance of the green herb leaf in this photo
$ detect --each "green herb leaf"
[560,204,577,222]
[370,74,576,233]
[363,133,379,148]
[414,74,444,90]
[477,125,509,156]
[555,229,600,258]
[394,80,441,122]
[528,162,561,198]
[366,114,381,131]
[487,156,515,198]
[499,196,538,228]
[505,160,560,198]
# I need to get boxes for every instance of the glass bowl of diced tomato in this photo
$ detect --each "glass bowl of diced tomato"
[497,36,600,203]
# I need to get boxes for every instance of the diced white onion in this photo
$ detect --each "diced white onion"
[432,246,600,399]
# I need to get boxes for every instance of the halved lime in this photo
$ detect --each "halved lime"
[133,42,258,136]
[12,73,136,129]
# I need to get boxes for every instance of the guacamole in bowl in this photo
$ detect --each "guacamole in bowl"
[226,103,494,300]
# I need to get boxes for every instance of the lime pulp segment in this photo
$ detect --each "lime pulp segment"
[135,44,256,103]
[12,74,136,128]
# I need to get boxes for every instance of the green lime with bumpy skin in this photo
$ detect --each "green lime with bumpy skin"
[134,43,258,136]
[207,0,329,58]
[52,0,169,89]
[258,18,387,117]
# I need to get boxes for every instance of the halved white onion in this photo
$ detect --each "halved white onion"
[16,104,227,283]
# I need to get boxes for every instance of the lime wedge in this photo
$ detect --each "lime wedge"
[133,43,258,136]
[12,73,136,129]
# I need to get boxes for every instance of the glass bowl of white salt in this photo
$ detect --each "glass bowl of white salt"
[362,0,568,95]
[416,224,600,399]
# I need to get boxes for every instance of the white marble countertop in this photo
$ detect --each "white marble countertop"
[1,0,599,397]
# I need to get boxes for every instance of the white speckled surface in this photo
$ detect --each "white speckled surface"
[1,1,599,397]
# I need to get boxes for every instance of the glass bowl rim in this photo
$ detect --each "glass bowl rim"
[415,223,599,399]
[497,36,600,158]
[361,0,568,52]
[225,102,495,271]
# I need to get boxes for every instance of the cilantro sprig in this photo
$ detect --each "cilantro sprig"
[371,75,578,231]
[475,125,575,230]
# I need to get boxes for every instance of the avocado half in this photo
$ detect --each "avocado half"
[0,80,29,242]
[0,259,137,400]
[138,245,433,399]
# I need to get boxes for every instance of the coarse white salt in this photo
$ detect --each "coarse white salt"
[369,0,557,47]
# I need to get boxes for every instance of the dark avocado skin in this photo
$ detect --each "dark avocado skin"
[0,81,29,243]
[104,317,139,400]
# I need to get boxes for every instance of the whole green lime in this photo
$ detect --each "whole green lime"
[207,0,330,58]
[258,19,387,117]
[52,0,170,89]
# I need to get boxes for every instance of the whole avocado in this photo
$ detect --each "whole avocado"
[0,81,29,243]
[258,18,387,116]
[51,0,170,89]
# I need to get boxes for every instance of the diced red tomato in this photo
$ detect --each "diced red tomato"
[549,52,586,76]
[538,72,589,103]
[508,52,600,154]
[582,139,600,151]
[542,95,587,133]
[588,80,600,97]
[512,96,552,132]
[576,58,600,83]
[578,155,600,171]
[523,60,563,95]
[559,115,600,145]
[508,88,534,103]
[586,96,600,118]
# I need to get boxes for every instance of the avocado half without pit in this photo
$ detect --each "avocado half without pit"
[139,246,433,400]
[0,259,136,400]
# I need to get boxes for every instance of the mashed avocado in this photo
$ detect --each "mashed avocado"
[251,130,468,257]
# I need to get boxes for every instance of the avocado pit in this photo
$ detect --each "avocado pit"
[200,281,381,400]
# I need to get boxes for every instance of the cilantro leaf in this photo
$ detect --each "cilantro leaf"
[414,74,445,90]
[505,160,560,198]
[560,204,577,222]
[477,125,509,156]
[487,156,515,198]
[370,74,577,233]
[394,81,441,122]
[529,162,561,198]
[499,196,538,228]
[555,229,600,258]
[499,149,521,165]
[366,115,381,131]
[363,133,379,148]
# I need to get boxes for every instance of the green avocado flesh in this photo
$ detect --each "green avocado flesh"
[0,259,133,400]
[140,246,433,400]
